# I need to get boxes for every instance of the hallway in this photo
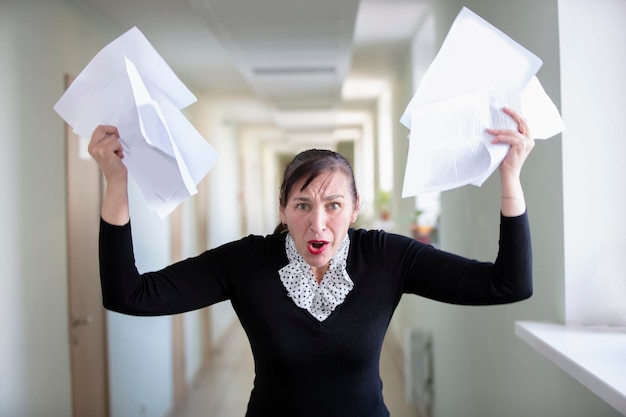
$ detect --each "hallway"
[172,323,421,417]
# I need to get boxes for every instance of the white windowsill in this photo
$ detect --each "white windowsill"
[515,321,626,415]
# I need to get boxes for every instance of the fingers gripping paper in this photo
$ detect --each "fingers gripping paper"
[400,7,564,197]
[54,27,219,217]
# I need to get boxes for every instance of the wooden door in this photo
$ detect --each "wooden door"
[65,75,110,417]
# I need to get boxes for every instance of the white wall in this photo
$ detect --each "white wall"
[192,96,243,346]
[391,0,623,416]
[0,1,116,415]
[0,4,28,415]
[559,0,626,326]
[181,199,205,384]
[240,125,282,236]
[107,177,174,417]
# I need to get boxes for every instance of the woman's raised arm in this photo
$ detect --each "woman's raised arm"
[88,125,130,225]
[488,107,535,217]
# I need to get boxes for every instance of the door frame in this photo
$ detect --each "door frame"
[65,74,110,417]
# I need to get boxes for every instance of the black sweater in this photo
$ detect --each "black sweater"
[99,212,532,417]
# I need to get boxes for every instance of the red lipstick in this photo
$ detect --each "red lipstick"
[307,240,328,255]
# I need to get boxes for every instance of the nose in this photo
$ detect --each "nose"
[309,206,327,233]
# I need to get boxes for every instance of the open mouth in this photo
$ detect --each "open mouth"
[307,240,329,255]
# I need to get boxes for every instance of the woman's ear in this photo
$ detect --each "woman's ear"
[279,202,286,225]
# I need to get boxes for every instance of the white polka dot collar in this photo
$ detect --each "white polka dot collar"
[278,233,353,321]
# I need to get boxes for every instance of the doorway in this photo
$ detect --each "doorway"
[65,74,110,417]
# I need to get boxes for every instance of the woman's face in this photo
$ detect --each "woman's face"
[279,171,359,279]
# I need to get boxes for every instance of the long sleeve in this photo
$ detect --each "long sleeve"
[400,211,532,305]
[99,219,231,316]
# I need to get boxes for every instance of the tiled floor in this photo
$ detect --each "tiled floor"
[172,323,421,417]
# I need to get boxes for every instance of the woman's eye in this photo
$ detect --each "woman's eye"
[328,202,340,210]
[296,203,309,211]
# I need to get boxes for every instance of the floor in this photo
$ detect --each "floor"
[172,323,421,417]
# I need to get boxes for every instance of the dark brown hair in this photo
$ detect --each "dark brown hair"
[274,149,358,234]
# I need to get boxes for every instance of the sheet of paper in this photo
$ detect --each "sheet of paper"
[55,27,196,130]
[400,7,564,197]
[54,27,218,217]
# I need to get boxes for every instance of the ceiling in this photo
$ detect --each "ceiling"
[69,0,428,127]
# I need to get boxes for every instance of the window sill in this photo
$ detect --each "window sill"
[515,321,626,415]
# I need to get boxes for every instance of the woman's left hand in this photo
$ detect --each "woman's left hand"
[487,107,535,180]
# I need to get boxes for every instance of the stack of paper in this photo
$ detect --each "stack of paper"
[400,7,564,197]
[54,27,219,217]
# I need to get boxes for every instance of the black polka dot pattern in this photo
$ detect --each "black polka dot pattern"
[278,234,353,321]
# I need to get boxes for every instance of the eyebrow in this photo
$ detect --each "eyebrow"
[323,194,344,201]
[292,194,344,202]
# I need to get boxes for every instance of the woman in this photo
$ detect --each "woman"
[89,107,534,417]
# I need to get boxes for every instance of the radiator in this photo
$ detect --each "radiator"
[404,328,433,417]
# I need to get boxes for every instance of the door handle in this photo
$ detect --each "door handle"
[72,315,94,327]
[71,315,94,345]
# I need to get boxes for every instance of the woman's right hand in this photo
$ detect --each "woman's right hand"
[88,125,127,184]
[88,125,130,225]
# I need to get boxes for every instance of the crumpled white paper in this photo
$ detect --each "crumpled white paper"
[54,27,218,217]
[401,7,564,197]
